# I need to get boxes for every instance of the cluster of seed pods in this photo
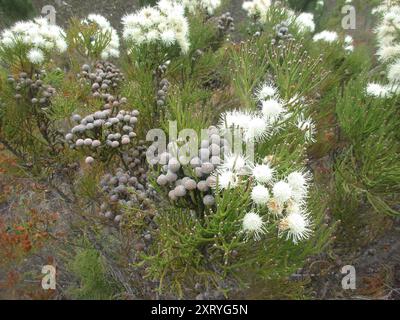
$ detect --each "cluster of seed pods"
[99,153,155,225]
[217,12,235,35]
[154,126,230,208]
[156,78,170,108]
[8,71,56,106]
[65,108,140,164]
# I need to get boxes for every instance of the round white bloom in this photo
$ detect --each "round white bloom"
[273,180,292,204]
[294,13,315,33]
[244,116,269,142]
[251,185,270,205]
[313,30,338,43]
[252,163,274,184]
[213,169,238,190]
[255,83,277,101]
[242,0,272,23]
[27,48,45,64]
[296,115,316,143]
[287,171,309,192]
[222,153,248,172]
[280,211,312,244]
[242,211,266,241]
[388,59,400,83]
[261,98,285,121]
[366,82,390,98]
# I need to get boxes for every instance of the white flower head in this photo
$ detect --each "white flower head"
[279,211,312,244]
[251,184,270,205]
[222,153,249,173]
[261,98,285,121]
[27,48,45,64]
[252,163,274,184]
[366,82,390,98]
[212,169,238,190]
[313,30,338,43]
[272,180,292,204]
[294,12,315,33]
[242,211,267,241]
[255,82,277,101]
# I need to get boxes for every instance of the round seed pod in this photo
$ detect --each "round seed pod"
[111,141,120,148]
[200,140,209,148]
[209,143,220,156]
[203,195,215,206]
[65,133,73,141]
[197,180,209,192]
[201,162,214,174]
[121,137,130,145]
[92,140,101,147]
[71,114,81,122]
[210,134,221,145]
[165,171,178,182]
[114,215,122,223]
[31,98,38,104]
[105,211,114,219]
[190,156,201,168]
[84,138,93,146]
[174,185,187,197]
[86,123,94,130]
[159,152,170,165]
[194,167,203,178]
[199,148,210,161]
[210,156,221,165]
[183,179,197,190]
[85,156,94,164]
[168,190,177,201]
[168,158,181,173]
[76,139,84,147]
[206,176,217,187]
[157,174,168,186]
[118,175,128,184]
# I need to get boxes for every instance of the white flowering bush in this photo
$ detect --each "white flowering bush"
[366,4,400,97]
[0,17,67,68]
[0,0,399,301]
[122,0,190,57]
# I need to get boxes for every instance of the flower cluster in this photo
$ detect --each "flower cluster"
[366,5,400,98]
[82,14,120,60]
[242,0,272,23]
[0,18,67,66]
[99,142,155,224]
[312,30,338,43]
[153,126,229,206]
[293,12,315,33]
[66,108,139,164]
[122,0,190,53]
[179,0,222,15]
[78,61,125,101]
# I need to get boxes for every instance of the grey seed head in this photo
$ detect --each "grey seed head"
[157,174,168,186]
[159,152,170,165]
[175,185,187,197]
[190,156,202,168]
[109,177,118,185]
[85,115,94,123]
[210,134,221,145]
[168,190,177,201]
[92,140,101,147]
[111,141,120,148]
[130,117,138,124]
[209,143,220,156]
[84,138,93,146]
[195,167,203,178]
[201,162,214,174]
[183,179,197,190]
[92,83,100,90]
[118,176,128,184]
[129,132,136,138]
[123,125,133,132]
[123,115,131,122]
[65,133,73,140]
[132,110,139,116]
[76,139,84,147]
[197,180,209,192]
[105,211,114,219]
[72,114,81,122]
[86,123,94,130]
[121,137,130,145]
[203,195,215,206]
[120,97,127,104]
[114,215,122,223]
[31,98,38,104]
[206,176,217,187]
[200,140,209,148]
[168,158,181,173]
[165,171,178,182]
[93,119,103,127]
[85,156,94,164]
[199,148,210,161]
[210,156,221,165]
